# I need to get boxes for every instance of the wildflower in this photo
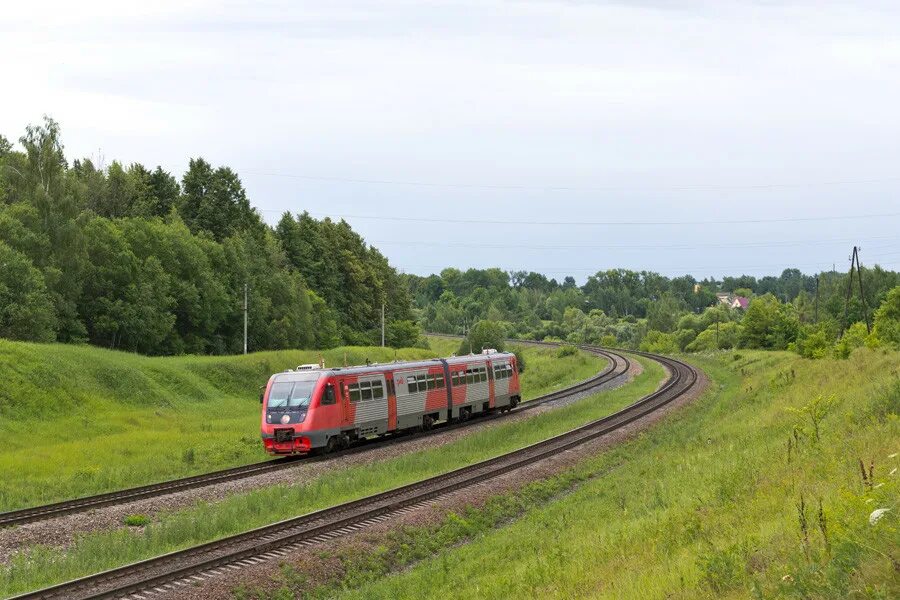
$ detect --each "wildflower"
[888,453,897,459]
[869,508,890,525]
[782,574,794,582]
[890,468,897,476]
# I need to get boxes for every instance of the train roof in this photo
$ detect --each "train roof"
[271,351,516,381]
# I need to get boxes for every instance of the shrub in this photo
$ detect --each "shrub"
[122,514,150,527]
[556,345,578,358]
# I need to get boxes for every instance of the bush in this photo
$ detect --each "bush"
[600,334,617,347]
[123,514,150,527]
[556,345,578,358]
[639,330,678,354]
[872,285,900,349]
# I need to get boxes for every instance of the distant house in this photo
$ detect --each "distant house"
[730,296,750,310]
[716,292,750,310]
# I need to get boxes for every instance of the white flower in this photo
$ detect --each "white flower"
[889,453,898,459]
[869,508,890,525]
[890,468,897,476]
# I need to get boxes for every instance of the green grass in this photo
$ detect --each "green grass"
[0,355,658,598]
[0,341,443,511]
[314,349,899,600]
[0,338,604,511]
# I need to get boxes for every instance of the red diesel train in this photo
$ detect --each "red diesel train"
[260,350,521,454]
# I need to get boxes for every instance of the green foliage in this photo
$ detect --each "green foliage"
[686,321,742,352]
[794,326,833,359]
[639,330,678,354]
[833,322,868,359]
[0,119,415,353]
[872,285,900,349]
[739,293,799,350]
[386,320,425,349]
[0,242,57,341]
[122,514,150,527]
[556,344,578,358]
[458,320,506,355]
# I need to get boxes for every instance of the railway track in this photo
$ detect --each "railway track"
[0,346,629,529]
[11,349,697,600]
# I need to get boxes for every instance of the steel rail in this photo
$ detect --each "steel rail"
[9,350,696,600]
[0,347,628,529]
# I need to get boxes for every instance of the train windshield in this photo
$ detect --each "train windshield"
[267,376,320,410]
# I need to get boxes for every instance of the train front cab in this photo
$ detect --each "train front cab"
[261,371,343,455]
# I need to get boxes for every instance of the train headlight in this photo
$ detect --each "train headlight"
[267,413,272,423]
[280,414,291,424]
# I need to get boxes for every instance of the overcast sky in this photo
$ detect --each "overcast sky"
[3,0,899,281]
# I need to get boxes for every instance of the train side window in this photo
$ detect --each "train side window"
[372,381,384,399]
[436,374,444,388]
[466,369,474,384]
[360,381,373,401]
[349,383,361,403]
[322,383,336,405]
[427,375,435,390]
[481,368,488,382]
[407,375,417,394]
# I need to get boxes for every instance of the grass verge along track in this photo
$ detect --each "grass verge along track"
[10,349,695,600]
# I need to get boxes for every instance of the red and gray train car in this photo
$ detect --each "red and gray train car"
[261,351,521,454]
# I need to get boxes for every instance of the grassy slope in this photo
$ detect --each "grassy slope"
[336,349,899,600]
[0,356,653,598]
[0,339,603,511]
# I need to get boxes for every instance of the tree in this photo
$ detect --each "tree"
[0,242,57,342]
[386,320,424,348]
[180,158,260,241]
[739,294,799,350]
[871,285,900,349]
[458,320,506,355]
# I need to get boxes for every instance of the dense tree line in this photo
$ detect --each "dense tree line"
[407,264,900,358]
[0,118,419,353]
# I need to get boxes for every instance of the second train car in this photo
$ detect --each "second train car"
[260,350,521,455]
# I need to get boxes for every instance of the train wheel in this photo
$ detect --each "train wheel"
[510,397,519,410]
[325,436,341,454]
[421,415,434,431]
[459,408,470,422]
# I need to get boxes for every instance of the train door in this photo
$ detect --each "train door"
[337,378,350,426]
[487,359,496,409]
[385,370,397,431]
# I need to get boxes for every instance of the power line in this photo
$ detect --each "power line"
[369,235,900,252]
[283,210,900,227]
[240,169,900,193]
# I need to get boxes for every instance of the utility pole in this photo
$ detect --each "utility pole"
[840,246,871,336]
[856,248,871,334]
[243,283,248,355]
[381,303,385,347]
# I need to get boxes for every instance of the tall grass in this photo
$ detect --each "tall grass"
[332,349,899,600]
[0,356,656,598]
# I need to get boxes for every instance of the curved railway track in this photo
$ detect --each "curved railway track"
[10,349,698,600]
[0,346,629,529]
